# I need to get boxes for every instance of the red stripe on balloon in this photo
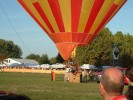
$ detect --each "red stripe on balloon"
[48,0,65,32]
[94,4,118,35]
[80,33,88,44]
[76,34,83,43]
[84,0,104,33]
[83,34,93,44]
[33,2,55,33]
[17,0,50,35]
[71,0,82,32]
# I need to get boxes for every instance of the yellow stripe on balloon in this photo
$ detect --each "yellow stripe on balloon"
[58,0,71,32]
[23,0,52,34]
[77,0,94,33]
[89,0,115,34]
[29,0,37,2]
[114,0,125,4]
[37,0,59,33]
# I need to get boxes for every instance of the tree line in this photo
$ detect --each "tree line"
[26,53,64,65]
[0,27,133,67]
[0,39,22,60]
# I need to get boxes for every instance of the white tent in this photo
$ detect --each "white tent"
[51,63,65,69]
[80,64,96,69]
[4,58,39,67]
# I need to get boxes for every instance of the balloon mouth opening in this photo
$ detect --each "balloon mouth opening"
[56,43,78,60]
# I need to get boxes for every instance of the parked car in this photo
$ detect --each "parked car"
[95,66,110,83]
[96,67,128,84]
[119,68,128,85]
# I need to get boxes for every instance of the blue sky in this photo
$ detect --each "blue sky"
[0,0,132,58]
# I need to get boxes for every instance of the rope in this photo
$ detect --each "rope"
[0,3,31,54]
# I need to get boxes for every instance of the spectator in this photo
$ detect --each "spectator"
[82,69,88,82]
[64,63,71,82]
[89,69,94,81]
[99,67,127,100]
[125,66,133,100]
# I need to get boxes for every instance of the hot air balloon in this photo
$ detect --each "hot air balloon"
[18,0,127,61]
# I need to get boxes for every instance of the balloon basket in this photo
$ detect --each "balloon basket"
[69,72,81,83]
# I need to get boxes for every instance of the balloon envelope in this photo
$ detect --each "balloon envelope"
[18,0,127,60]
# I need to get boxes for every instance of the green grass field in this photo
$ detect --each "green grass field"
[0,72,126,100]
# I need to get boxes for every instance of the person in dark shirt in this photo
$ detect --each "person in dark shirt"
[125,66,133,100]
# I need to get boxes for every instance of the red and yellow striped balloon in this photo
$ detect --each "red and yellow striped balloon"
[18,0,127,60]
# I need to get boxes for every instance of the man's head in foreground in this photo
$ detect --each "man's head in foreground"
[99,67,124,100]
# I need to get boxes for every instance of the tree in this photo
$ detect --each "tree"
[26,53,40,63]
[56,53,64,63]
[39,54,49,64]
[26,53,50,64]
[0,39,22,58]
[26,53,39,60]
[113,33,133,67]
[50,57,57,64]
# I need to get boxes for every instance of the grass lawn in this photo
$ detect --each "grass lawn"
[0,72,127,100]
